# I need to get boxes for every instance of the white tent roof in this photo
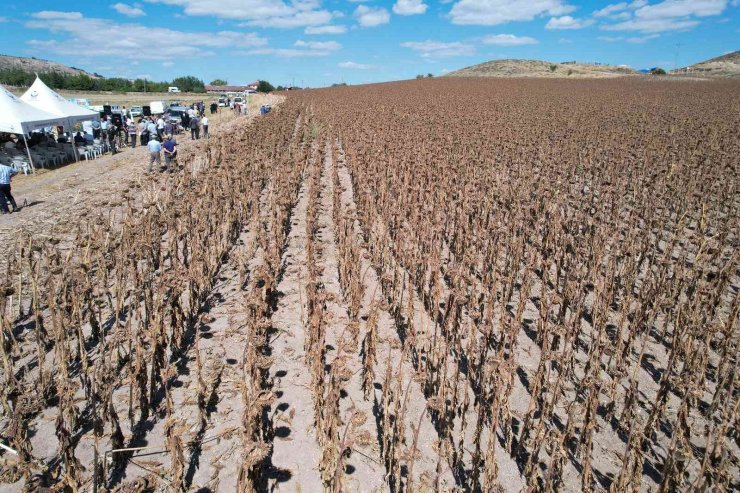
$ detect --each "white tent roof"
[0,84,64,134]
[21,77,98,125]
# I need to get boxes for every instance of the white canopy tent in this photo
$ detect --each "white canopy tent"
[21,77,99,162]
[0,84,66,172]
[21,77,99,125]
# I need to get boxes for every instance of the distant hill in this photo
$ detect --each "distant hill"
[445,59,638,79]
[673,51,740,78]
[0,54,101,78]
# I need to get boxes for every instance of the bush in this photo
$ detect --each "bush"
[651,67,666,75]
[257,80,276,92]
[549,64,558,73]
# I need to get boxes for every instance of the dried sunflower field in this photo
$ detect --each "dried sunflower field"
[0,78,738,492]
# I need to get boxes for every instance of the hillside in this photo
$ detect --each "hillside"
[0,54,100,78]
[673,51,740,78]
[446,59,638,78]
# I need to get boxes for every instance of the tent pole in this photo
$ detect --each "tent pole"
[68,119,80,163]
[21,133,36,173]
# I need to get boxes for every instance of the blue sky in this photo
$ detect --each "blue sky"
[0,0,737,87]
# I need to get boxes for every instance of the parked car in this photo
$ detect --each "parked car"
[129,106,143,118]
[168,86,181,93]
[217,97,227,107]
[166,106,189,126]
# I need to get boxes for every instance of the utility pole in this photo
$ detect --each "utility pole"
[674,42,682,72]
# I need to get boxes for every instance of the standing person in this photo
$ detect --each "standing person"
[156,116,165,140]
[123,117,131,145]
[189,116,200,140]
[147,137,162,173]
[202,115,209,138]
[128,119,137,148]
[147,119,158,142]
[164,119,175,137]
[91,119,102,139]
[162,134,177,171]
[107,121,118,155]
[181,112,190,132]
[139,118,149,146]
[0,161,18,214]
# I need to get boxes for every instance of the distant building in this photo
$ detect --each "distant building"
[205,85,249,93]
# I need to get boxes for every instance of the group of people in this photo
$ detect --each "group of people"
[1,99,235,214]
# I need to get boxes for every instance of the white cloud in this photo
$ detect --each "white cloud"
[481,33,538,45]
[339,61,372,69]
[0,16,8,22]
[162,61,175,67]
[354,5,390,27]
[546,15,594,29]
[401,40,475,58]
[32,11,83,20]
[145,0,333,28]
[246,47,331,57]
[112,3,146,17]
[596,0,728,33]
[449,0,575,26]
[294,39,341,50]
[598,33,660,42]
[305,24,347,34]
[393,0,428,15]
[26,11,267,61]
[602,17,699,31]
[241,10,333,28]
[636,0,727,19]
[593,2,629,17]
[626,33,660,42]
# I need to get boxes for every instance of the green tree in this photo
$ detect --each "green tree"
[170,75,206,93]
[209,78,228,86]
[257,80,275,92]
[416,74,424,79]
[549,64,558,72]
[426,73,433,78]
[650,67,666,75]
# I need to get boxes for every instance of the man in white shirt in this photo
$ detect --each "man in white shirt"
[156,117,165,140]
[202,116,209,138]
[147,138,162,173]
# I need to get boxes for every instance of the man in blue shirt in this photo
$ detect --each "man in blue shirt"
[162,135,177,171]
[147,138,162,173]
[0,162,19,214]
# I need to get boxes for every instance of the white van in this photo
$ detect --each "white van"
[150,101,168,114]
[168,86,181,93]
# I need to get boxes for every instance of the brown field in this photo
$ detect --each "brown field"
[0,78,738,492]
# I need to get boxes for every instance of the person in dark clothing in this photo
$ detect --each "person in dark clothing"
[162,134,177,171]
[107,123,118,154]
[74,132,86,145]
[181,112,190,131]
[190,117,200,140]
